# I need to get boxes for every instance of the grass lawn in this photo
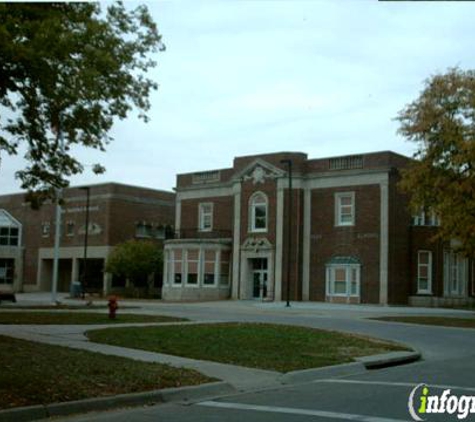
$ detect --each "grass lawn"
[373,316,475,329]
[87,323,407,373]
[0,312,186,325]
[0,335,212,410]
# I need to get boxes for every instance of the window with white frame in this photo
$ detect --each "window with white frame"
[203,250,216,285]
[199,203,213,232]
[0,226,19,246]
[326,260,360,297]
[444,251,468,297]
[186,249,199,285]
[417,251,432,294]
[172,249,183,285]
[335,192,355,226]
[42,222,50,237]
[412,209,440,226]
[0,259,14,284]
[249,192,268,232]
[220,250,230,285]
[135,222,152,237]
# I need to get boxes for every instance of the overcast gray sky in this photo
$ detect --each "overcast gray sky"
[2,0,475,195]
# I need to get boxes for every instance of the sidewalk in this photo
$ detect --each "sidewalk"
[0,322,281,391]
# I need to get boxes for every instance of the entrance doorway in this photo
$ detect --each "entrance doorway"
[251,258,268,300]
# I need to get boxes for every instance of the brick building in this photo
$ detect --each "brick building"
[0,183,175,294]
[163,151,475,306]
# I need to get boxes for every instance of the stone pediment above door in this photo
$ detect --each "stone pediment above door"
[241,236,273,252]
[233,159,286,185]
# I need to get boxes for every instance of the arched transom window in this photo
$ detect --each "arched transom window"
[249,192,268,232]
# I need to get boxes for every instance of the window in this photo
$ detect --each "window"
[172,250,183,285]
[156,225,166,240]
[335,192,355,226]
[329,155,364,171]
[444,251,468,297]
[136,222,152,237]
[326,259,360,297]
[417,251,432,294]
[192,170,220,184]
[0,259,14,284]
[412,209,440,226]
[199,203,213,232]
[249,192,268,232]
[203,250,216,285]
[0,226,19,246]
[220,251,230,285]
[186,250,199,285]
[41,222,50,237]
[66,221,75,237]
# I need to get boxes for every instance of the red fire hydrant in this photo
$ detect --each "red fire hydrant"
[108,296,118,319]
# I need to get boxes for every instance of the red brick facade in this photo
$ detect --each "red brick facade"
[163,150,475,306]
[0,183,175,293]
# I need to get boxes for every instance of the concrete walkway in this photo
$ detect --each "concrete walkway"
[0,321,281,391]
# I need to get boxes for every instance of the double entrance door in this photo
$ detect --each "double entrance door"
[251,258,268,300]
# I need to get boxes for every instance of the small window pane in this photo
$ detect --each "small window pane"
[419,252,429,265]
[187,273,198,284]
[334,281,346,294]
[204,274,215,285]
[334,268,346,282]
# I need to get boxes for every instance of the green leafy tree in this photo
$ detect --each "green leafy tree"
[397,67,475,256]
[105,240,162,287]
[0,2,164,195]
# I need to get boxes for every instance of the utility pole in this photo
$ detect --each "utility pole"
[280,159,293,307]
[51,114,65,303]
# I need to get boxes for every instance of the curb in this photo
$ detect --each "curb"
[0,381,235,422]
[281,362,366,384]
[356,350,421,369]
[281,350,421,385]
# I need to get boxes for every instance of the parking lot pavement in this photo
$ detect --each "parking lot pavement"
[57,359,475,422]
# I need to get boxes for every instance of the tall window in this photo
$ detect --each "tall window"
[249,192,268,232]
[417,251,432,294]
[0,259,14,285]
[444,251,468,297]
[0,226,19,246]
[199,203,213,232]
[172,250,183,285]
[186,250,199,285]
[203,250,216,285]
[220,250,230,285]
[335,192,355,226]
[326,260,360,297]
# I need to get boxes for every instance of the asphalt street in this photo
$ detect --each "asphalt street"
[11,297,475,422]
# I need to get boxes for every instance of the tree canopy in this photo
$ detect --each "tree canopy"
[0,2,164,194]
[397,67,475,256]
[105,239,162,286]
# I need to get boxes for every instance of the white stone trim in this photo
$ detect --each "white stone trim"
[175,199,181,231]
[274,187,284,301]
[232,183,241,299]
[176,186,233,200]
